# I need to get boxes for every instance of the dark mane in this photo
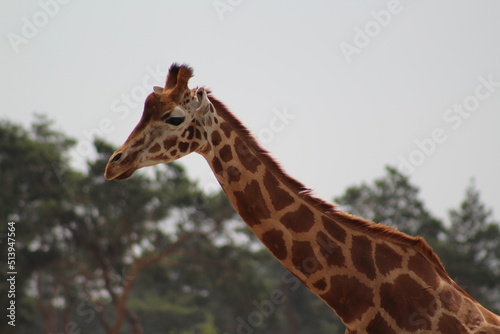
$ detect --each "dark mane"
[207,93,457,285]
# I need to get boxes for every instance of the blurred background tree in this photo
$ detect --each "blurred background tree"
[1,117,498,334]
[443,181,500,311]
[334,166,443,240]
[0,115,80,334]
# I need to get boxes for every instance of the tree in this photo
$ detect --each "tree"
[0,115,81,334]
[444,180,500,312]
[334,166,443,240]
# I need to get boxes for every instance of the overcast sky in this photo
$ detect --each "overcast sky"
[1,0,499,222]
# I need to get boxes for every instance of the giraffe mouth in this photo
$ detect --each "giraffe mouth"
[104,166,136,181]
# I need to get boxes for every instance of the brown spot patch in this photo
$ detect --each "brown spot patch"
[263,171,294,211]
[438,314,468,334]
[182,126,195,140]
[408,253,439,287]
[163,136,177,150]
[220,121,232,138]
[366,313,396,334]
[233,180,271,227]
[153,153,168,161]
[322,216,347,244]
[211,157,223,176]
[227,166,241,183]
[132,136,145,148]
[234,137,261,173]
[148,142,161,153]
[375,243,403,276]
[280,204,314,233]
[170,149,178,156]
[321,275,374,324]
[312,278,327,291]
[380,274,434,331]
[190,142,200,152]
[211,130,222,146]
[261,229,287,260]
[351,235,376,280]
[316,231,345,267]
[439,286,462,313]
[219,145,233,162]
[179,141,190,153]
[291,240,323,277]
[195,128,202,140]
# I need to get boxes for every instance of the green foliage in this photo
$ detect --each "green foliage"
[335,166,443,240]
[444,181,500,311]
[0,115,80,333]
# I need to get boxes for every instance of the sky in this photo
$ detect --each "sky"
[1,0,499,223]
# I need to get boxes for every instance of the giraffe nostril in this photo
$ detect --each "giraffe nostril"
[111,153,122,163]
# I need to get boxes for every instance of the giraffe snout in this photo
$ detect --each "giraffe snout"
[104,151,137,181]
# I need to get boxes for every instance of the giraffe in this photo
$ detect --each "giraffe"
[104,64,500,333]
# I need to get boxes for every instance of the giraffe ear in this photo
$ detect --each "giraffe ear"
[195,87,211,116]
[153,86,164,94]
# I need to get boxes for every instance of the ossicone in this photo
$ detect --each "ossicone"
[165,63,194,91]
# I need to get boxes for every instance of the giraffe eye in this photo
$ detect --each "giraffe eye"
[165,117,185,126]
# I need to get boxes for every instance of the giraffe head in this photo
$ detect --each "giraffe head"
[104,64,211,180]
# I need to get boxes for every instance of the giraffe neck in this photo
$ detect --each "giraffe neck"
[198,96,500,333]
